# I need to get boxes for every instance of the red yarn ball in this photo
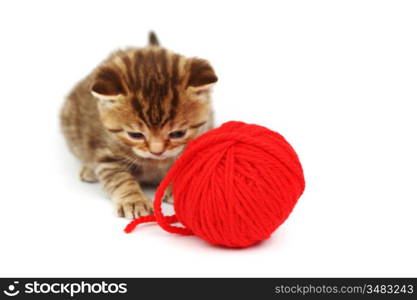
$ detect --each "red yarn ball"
[125,121,305,248]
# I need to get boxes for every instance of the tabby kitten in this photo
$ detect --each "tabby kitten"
[60,32,217,218]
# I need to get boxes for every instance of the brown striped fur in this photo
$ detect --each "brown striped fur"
[60,32,217,218]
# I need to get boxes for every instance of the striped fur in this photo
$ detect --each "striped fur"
[60,32,217,218]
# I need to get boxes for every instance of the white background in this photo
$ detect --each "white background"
[0,0,416,277]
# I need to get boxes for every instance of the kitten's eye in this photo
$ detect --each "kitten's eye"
[127,132,145,139]
[169,130,187,139]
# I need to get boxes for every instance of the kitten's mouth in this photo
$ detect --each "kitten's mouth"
[132,146,184,160]
[147,153,172,160]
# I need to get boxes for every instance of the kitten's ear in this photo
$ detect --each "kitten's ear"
[91,67,126,101]
[187,58,218,87]
[148,31,160,46]
[186,58,217,100]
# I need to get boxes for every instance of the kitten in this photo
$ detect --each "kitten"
[60,32,217,218]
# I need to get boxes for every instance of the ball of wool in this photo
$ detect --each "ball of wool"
[125,121,305,248]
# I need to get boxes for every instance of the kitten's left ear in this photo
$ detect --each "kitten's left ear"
[187,58,218,100]
[90,67,126,102]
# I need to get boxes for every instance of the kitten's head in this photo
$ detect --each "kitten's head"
[90,33,217,160]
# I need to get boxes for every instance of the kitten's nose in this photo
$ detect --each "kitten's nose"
[149,141,165,156]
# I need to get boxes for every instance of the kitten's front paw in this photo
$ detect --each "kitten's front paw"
[162,193,174,204]
[116,195,153,219]
[162,186,174,204]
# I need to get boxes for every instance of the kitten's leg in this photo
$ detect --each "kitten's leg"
[95,161,153,218]
[80,165,98,183]
[162,185,174,204]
